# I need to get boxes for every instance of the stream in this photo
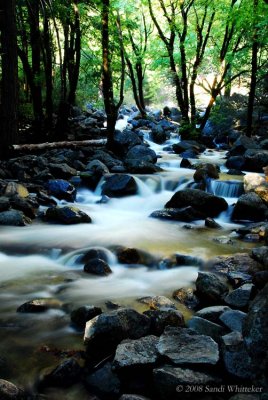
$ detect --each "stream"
[0,130,256,395]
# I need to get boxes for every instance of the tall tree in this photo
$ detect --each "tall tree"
[101,0,125,147]
[0,0,18,158]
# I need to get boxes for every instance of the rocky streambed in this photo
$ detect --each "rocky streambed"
[0,107,268,399]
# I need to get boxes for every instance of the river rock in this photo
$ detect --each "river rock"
[195,272,229,304]
[244,149,268,172]
[206,253,263,276]
[137,295,176,310]
[84,258,112,276]
[243,283,268,388]
[0,210,31,226]
[113,335,159,370]
[87,150,123,170]
[205,217,222,229]
[153,365,222,400]
[224,284,254,309]
[0,379,25,399]
[101,174,137,197]
[252,270,268,289]
[221,331,254,379]
[39,358,81,388]
[113,130,143,156]
[77,248,110,264]
[226,156,246,170]
[0,197,10,212]
[231,192,268,222]
[9,196,38,219]
[45,179,76,202]
[17,298,62,313]
[116,247,156,266]
[49,163,77,180]
[84,308,151,354]
[195,305,231,324]
[172,140,205,155]
[187,316,226,342]
[228,135,260,156]
[125,159,161,174]
[193,163,220,183]
[172,288,200,310]
[144,309,185,335]
[251,246,268,268]
[219,310,246,333]
[150,206,206,222]
[151,125,170,144]
[157,327,219,365]
[80,160,109,189]
[84,362,120,398]
[255,183,268,205]
[125,145,157,164]
[45,206,91,224]
[71,306,102,328]
[165,189,228,218]
[4,182,29,198]
[244,173,266,192]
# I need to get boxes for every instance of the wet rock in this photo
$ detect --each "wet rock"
[144,309,185,335]
[4,182,29,198]
[150,207,206,222]
[219,310,246,333]
[193,163,220,183]
[113,335,159,370]
[187,316,226,342]
[9,196,38,219]
[212,236,235,245]
[227,168,245,176]
[175,254,203,267]
[71,306,102,328]
[172,140,205,155]
[255,184,268,205]
[224,284,254,309]
[0,210,32,226]
[84,258,112,276]
[113,129,143,156]
[226,156,245,170]
[231,192,268,222]
[172,288,200,310]
[40,358,82,388]
[195,305,231,324]
[165,189,228,218]
[101,174,138,197]
[151,125,170,144]
[137,295,176,310]
[153,365,222,400]
[84,362,120,398]
[77,248,110,264]
[221,331,254,379]
[45,206,91,224]
[125,159,161,174]
[236,221,268,242]
[244,149,268,172]
[205,217,222,229]
[45,179,76,202]
[116,247,156,266]
[0,379,25,399]
[80,160,109,190]
[125,145,157,164]
[243,283,268,388]
[17,298,63,313]
[84,308,151,354]
[229,135,260,156]
[251,246,268,269]
[87,150,123,170]
[157,326,219,365]
[207,253,263,276]
[180,158,192,168]
[195,272,229,304]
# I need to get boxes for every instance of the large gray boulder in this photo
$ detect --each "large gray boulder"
[101,174,138,197]
[187,316,226,342]
[244,149,268,172]
[224,284,254,309]
[165,189,228,218]
[243,283,268,388]
[125,145,157,164]
[45,206,91,224]
[113,129,142,156]
[113,335,159,370]
[157,327,219,365]
[195,305,231,324]
[84,308,151,355]
[80,160,109,189]
[195,272,229,304]
[231,192,268,222]
[251,246,268,269]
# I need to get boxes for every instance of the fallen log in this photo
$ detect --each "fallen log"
[12,139,106,152]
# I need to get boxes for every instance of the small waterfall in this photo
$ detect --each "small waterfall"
[210,180,244,198]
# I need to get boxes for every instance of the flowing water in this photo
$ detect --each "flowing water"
[0,128,255,393]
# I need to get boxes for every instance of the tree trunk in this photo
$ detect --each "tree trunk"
[43,11,53,131]
[68,0,81,105]
[0,0,18,158]
[246,0,259,137]
[102,0,118,147]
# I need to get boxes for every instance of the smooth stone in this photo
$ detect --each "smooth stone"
[172,288,200,310]
[17,298,62,313]
[195,272,229,303]
[84,258,112,276]
[224,284,254,308]
[137,295,176,310]
[219,310,246,333]
[45,206,91,224]
[187,316,226,342]
[195,305,231,324]
[0,210,31,226]
[101,174,138,197]
[251,246,268,268]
